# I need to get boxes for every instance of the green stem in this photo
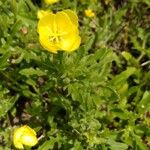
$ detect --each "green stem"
[11,0,16,14]
[137,52,144,62]
[25,0,37,12]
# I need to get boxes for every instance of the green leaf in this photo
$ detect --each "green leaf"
[137,91,150,113]
[107,139,128,150]
[19,68,46,77]
[0,51,11,70]
[111,108,129,120]
[71,140,83,150]
[0,95,19,118]
[121,51,138,66]
[99,85,120,101]
[111,67,136,86]
[38,138,57,150]
[134,136,149,150]
[142,0,150,6]
[84,34,95,51]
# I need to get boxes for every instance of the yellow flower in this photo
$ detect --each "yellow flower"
[13,125,38,149]
[37,9,81,53]
[44,0,59,5]
[37,10,51,19]
[84,9,95,18]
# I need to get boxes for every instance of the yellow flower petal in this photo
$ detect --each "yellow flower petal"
[23,125,36,136]
[39,35,58,53]
[13,128,24,149]
[21,134,38,147]
[37,10,51,19]
[63,9,79,27]
[55,11,77,34]
[44,0,59,5]
[69,35,81,51]
[38,13,59,52]
[37,12,55,34]
[60,31,80,51]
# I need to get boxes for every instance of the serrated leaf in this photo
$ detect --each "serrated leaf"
[107,139,128,150]
[0,51,11,70]
[111,108,129,119]
[111,67,136,86]
[71,140,83,150]
[99,85,120,101]
[84,34,95,51]
[38,138,57,150]
[0,95,19,118]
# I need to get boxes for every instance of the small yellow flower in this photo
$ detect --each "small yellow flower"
[44,0,59,5]
[13,125,38,149]
[37,9,81,53]
[84,9,95,18]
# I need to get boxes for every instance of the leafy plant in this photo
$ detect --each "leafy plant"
[0,0,149,149]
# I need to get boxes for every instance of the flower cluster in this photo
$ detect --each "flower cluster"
[13,125,38,149]
[37,9,81,53]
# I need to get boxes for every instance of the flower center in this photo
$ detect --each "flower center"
[49,35,61,43]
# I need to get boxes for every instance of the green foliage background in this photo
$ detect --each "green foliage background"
[0,0,150,149]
